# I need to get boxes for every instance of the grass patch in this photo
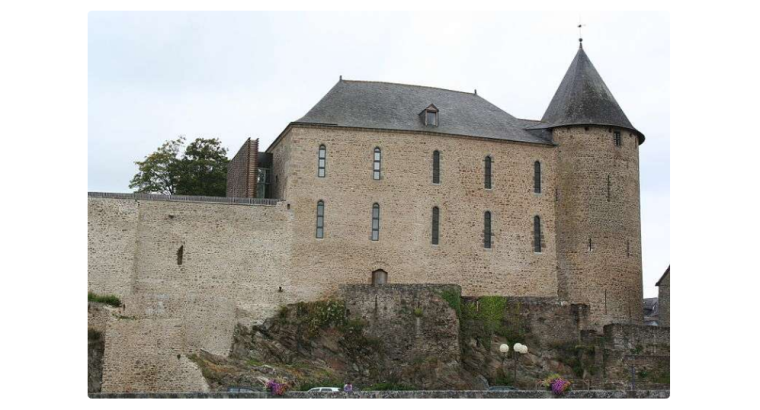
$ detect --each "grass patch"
[439,288,461,317]
[247,358,265,367]
[88,291,122,307]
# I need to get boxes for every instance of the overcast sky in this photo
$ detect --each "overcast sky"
[88,11,669,297]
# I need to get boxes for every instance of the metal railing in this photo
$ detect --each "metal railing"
[88,192,282,206]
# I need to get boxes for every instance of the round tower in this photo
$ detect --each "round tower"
[540,45,645,329]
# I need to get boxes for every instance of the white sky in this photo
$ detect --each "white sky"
[88,11,669,297]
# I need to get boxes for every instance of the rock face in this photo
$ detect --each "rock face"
[194,285,485,391]
[184,285,669,392]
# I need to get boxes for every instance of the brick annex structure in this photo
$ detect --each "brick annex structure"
[88,45,669,394]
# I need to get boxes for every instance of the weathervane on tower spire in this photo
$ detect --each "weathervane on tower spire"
[578,17,585,49]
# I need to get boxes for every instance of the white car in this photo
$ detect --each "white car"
[307,387,340,393]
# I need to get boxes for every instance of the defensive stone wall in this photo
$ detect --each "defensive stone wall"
[340,284,462,367]
[91,389,670,398]
[88,195,300,392]
[603,324,669,355]
[599,324,670,389]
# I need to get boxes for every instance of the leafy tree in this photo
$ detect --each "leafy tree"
[129,136,184,195]
[129,136,229,196]
[174,138,229,196]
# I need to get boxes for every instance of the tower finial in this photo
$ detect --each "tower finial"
[578,17,585,49]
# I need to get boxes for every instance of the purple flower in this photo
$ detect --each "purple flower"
[550,378,570,396]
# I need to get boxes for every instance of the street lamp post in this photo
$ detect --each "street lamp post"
[512,343,528,386]
[499,343,510,383]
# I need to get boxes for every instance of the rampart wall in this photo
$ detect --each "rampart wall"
[88,195,298,392]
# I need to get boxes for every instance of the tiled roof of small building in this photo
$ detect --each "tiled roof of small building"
[530,46,645,144]
[294,80,553,145]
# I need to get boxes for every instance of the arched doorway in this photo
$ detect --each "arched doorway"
[371,269,388,285]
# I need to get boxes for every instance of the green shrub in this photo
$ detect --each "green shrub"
[439,288,461,317]
[88,291,122,307]
[413,308,423,317]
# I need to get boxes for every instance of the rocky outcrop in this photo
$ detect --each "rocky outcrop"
[169,286,669,392]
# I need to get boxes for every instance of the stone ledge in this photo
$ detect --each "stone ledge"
[90,390,670,399]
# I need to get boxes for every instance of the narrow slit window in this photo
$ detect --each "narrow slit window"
[534,216,542,253]
[371,203,380,241]
[607,175,611,202]
[373,147,382,180]
[432,150,440,184]
[614,131,622,147]
[316,200,325,238]
[318,145,326,177]
[432,206,440,245]
[534,161,542,193]
[484,211,492,249]
[484,156,492,189]
[177,245,184,265]
[627,240,630,257]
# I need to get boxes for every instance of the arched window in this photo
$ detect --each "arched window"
[533,215,542,253]
[316,200,325,238]
[373,147,382,180]
[484,211,492,249]
[317,145,326,177]
[432,150,441,184]
[534,161,541,193]
[371,203,380,241]
[484,156,492,189]
[432,206,440,245]
[372,269,388,285]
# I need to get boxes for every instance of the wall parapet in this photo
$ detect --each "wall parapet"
[90,389,670,399]
[88,192,282,206]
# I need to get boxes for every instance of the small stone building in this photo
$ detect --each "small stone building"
[655,266,670,327]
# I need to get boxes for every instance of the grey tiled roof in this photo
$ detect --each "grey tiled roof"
[295,80,553,145]
[530,47,644,143]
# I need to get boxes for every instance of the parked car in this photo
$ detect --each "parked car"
[307,387,340,393]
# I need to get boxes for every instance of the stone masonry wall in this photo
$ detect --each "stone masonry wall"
[340,284,462,366]
[600,324,669,389]
[553,126,643,329]
[658,272,670,327]
[88,197,299,392]
[269,126,560,299]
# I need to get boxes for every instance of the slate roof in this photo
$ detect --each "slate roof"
[293,80,553,145]
[643,297,659,317]
[530,46,645,144]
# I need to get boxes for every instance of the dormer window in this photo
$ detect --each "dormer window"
[421,104,439,127]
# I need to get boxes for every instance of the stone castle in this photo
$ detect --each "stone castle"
[88,44,653,393]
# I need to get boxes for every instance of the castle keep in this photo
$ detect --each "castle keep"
[88,45,650,393]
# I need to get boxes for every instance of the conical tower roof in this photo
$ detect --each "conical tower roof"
[537,46,644,144]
